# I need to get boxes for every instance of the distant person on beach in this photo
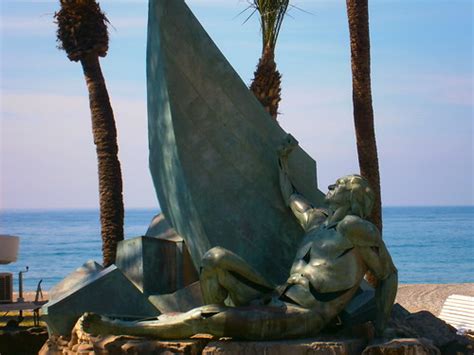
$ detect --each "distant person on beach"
[80,135,398,340]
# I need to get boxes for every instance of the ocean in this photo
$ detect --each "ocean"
[0,206,473,291]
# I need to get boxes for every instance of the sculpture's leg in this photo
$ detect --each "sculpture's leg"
[200,247,275,306]
[80,305,225,340]
[80,303,326,340]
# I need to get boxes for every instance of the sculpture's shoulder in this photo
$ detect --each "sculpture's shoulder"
[337,215,381,247]
[306,208,329,231]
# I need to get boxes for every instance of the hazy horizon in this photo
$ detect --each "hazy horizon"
[1,205,473,213]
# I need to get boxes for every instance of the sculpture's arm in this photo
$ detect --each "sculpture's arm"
[361,243,398,337]
[278,135,315,231]
[339,216,398,336]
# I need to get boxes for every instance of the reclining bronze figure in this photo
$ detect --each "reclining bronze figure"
[80,136,397,340]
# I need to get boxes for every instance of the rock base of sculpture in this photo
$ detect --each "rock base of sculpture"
[387,304,473,354]
[39,303,474,354]
[39,318,372,355]
[362,338,441,355]
[39,334,212,355]
[38,320,443,355]
[202,338,367,355]
[39,335,446,355]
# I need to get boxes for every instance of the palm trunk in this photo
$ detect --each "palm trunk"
[346,0,381,287]
[250,46,281,120]
[81,53,124,267]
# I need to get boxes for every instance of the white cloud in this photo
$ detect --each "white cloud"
[375,72,473,107]
[1,80,473,209]
[0,15,146,35]
[109,17,146,30]
[0,15,56,34]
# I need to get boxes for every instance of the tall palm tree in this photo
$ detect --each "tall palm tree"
[55,0,124,267]
[249,0,290,120]
[346,0,381,286]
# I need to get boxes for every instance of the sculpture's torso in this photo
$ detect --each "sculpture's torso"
[281,222,367,310]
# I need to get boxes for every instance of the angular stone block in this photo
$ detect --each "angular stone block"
[116,214,198,295]
[48,260,103,300]
[202,337,367,355]
[42,265,159,336]
[149,281,203,313]
[146,215,198,289]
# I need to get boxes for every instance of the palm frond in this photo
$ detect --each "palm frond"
[249,0,290,50]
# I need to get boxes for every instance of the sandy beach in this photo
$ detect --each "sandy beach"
[395,283,474,315]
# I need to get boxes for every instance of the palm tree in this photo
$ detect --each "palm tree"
[346,0,381,286]
[249,0,290,120]
[55,0,124,267]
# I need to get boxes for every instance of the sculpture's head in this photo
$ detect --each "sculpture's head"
[325,175,375,218]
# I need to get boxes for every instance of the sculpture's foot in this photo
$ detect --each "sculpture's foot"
[79,312,116,336]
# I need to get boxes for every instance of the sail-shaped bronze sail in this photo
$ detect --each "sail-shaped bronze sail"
[147,0,324,285]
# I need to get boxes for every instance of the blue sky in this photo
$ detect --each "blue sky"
[0,0,472,209]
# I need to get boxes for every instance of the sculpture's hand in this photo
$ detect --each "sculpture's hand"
[277,134,299,159]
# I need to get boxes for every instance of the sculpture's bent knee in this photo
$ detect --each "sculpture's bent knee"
[201,246,228,269]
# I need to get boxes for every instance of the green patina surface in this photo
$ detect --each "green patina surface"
[116,235,199,296]
[146,0,325,286]
[42,265,159,335]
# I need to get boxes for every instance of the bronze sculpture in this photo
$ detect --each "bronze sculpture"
[80,136,397,340]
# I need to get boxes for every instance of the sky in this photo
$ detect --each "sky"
[0,0,472,210]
